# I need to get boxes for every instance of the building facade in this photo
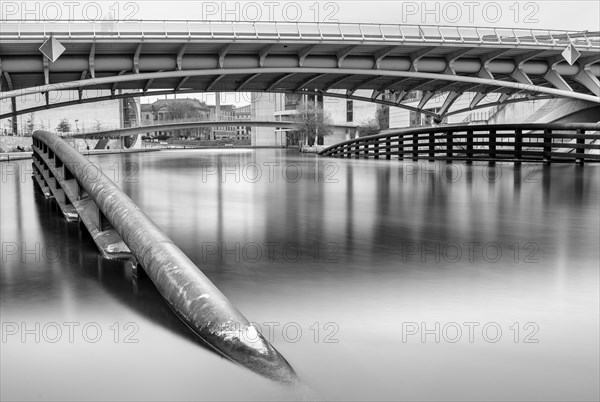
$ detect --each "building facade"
[250,90,378,147]
[140,98,251,140]
[1,89,140,136]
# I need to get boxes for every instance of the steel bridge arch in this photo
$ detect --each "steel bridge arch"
[0,69,591,122]
[2,20,599,125]
[2,68,599,103]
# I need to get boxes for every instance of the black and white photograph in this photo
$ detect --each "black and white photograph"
[1,1,599,400]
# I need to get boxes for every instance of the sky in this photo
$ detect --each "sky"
[3,0,598,30]
[2,0,599,106]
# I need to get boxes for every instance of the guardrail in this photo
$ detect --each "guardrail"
[31,130,295,383]
[1,19,598,48]
[57,116,275,136]
[319,123,600,164]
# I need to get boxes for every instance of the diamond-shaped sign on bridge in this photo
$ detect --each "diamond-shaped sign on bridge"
[561,42,581,65]
[39,36,65,62]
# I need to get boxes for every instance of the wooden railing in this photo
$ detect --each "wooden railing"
[319,123,600,164]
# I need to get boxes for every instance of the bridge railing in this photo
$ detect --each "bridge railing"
[319,123,600,164]
[30,130,295,383]
[2,20,598,48]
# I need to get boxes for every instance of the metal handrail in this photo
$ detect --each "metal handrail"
[1,20,598,48]
[31,130,296,383]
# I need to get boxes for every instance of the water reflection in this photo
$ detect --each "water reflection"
[1,152,599,401]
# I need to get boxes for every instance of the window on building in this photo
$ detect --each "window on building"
[346,100,353,122]
[285,94,301,110]
[409,111,421,127]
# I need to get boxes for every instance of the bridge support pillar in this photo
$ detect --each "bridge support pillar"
[354,142,360,158]
[446,132,453,163]
[10,98,18,135]
[576,129,585,165]
[374,140,380,159]
[428,132,435,162]
[543,129,552,164]
[514,129,522,165]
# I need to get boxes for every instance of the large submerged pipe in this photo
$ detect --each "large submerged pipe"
[33,130,295,383]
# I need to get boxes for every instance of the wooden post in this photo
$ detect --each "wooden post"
[399,137,404,160]
[514,129,522,164]
[466,129,473,164]
[576,128,585,165]
[489,129,496,164]
[446,131,453,163]
[543,129,552,164]
[413,133,419,161]
[428,132,435,161]
[386,138,391,160]
[374,139,380,159]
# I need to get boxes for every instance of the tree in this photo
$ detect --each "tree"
[165,100,202,121]
[357,118,380,138]
[26,112,36,136]
[292,100,333,148]
[56,118,71,134]
[164,100,204,137]
[94,120,103,132]
[376,106,389,130]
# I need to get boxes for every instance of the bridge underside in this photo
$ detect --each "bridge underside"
[1,22,599,121]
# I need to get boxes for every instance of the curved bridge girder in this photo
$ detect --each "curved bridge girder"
[2,67,598,104]
[2,21,599,121]
[1,86,454,120]
[0,85,556,122]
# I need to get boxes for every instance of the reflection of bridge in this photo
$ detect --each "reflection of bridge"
[319,123,600,164]
[71,119,357,138]
[1,20,599,124]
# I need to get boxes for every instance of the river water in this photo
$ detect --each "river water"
[1,149,598,401]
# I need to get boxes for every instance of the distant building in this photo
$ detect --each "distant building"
[250,91,378,146]
[140,98,251,140]
[0,89,140,136]
[234,104,252,140]
[207,104,235,139]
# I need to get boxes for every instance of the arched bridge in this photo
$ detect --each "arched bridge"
[318,123,600,164]
[70,119,356,138]
[1,19,599,122]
